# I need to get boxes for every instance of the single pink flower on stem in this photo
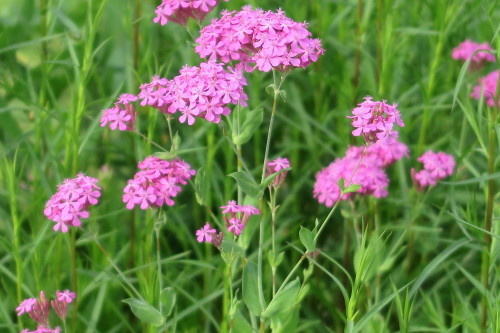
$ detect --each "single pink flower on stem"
[16,298,37,316]
[100,93,137,131]
[196,222,217,243]
[221,201,259,236]
[56,290,76,304]
[51,290,76,320]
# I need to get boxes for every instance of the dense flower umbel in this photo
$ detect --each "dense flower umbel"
[17,290,74,332]
[153,0,229,26]
[195,6,325,72]
[44,174,101,233]
[452,40,495,69]
[266,157,290,187]
[137,61,248,125]
[313,139,408,207]
[348,97,404,144]
[100,93,138,131]
[471,70,499,107]
[411,151,455,191]
[123,156,196,210]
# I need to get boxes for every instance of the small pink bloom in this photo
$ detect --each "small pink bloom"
[196,223,217,243]
[56,290,76,303]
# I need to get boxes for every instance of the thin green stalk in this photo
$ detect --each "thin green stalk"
[481,104,497,330]
[70,228,78,330]
[270,188,278,297]
[155,221,164,314]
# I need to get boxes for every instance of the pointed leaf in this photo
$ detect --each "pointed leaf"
[160,287,176,316]
[233,107,263,145]
[122,298,164,326]
[229,171,262,199]
[242,261,263,316]
[261,278,300,318]
[299,226,316,253]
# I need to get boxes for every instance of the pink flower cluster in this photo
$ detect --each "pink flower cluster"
[411,151,455,191]
[348,97,404,144]
[452,39,495,69]
[266,157,290,187]
[471,70,499,107]
[123,156,196,210]
[100,93,138,131]
[44,173,101,233]
[153,0,228,26]
[137,61,248,125]
[17,290,75,332]
[313,139,408,207]
[196,201,260,245]
[195,6,325,72]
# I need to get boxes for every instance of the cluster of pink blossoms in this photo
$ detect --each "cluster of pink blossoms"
[196,201,260,245]
[44,173,101,233]
[411,151,455,191]
[471,70,499,108]
[153,0,228,26]
[348,97,404,144]
[17,290,75,333]
[313,138,409,207]
[266,157,290,187]
[195,6,325,72]
[452,39,495,70]
[137,61,248,125]
[123,156,196,210]
[100,93,138,131]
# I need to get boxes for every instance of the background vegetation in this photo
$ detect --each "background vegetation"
[0,0,498,332]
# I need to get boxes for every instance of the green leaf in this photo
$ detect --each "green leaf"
[194,167,208,206]
[343,183,362,194]
[171,132,181,154]
[265,84,276,95]
[228,171,262,199]
[268,250,285,268]
[261,167,291,188]
[261,278,300,318]
[122,298,164,327]
[232,309,254,333]
[242,261,263,316]
[160,287,176,317]
[232,107,263,145]
[299,226,316,253]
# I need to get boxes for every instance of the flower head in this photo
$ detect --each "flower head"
[471,70,499,108]
[16,298,37,316]
[452,39,495,70]
[220,200,259,236]
[44,174,101,233]
[196,222,217,243]
[153,0,229,26]
[266,157,291,187]
[195,6,325,72]
[122,156,196,210]
[411,151,455,191]
[347,97,404,144]
[56,290,76,304]
[100,93,137,131]
[137,61,248,125]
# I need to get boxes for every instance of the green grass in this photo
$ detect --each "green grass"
[0,0,499,332]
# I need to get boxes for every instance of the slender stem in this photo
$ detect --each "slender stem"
[260,71,280,182]
[256,200,266,309]
[70,229,78,330]
[481,105,497,330]
[220,124,256,183]
[155,220,164,314]
[134,130,169,153]
[275,255,306,295]
[270,188,277,296]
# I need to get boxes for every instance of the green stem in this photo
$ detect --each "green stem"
[155,219,164,314]
[270,188,277,297]
[481,105,497,330]
[70,229,78,330]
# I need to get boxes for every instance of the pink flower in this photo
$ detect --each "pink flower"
[266,157,291,187]
[122,156,195,210]
[16,298,37,316]
[452,39,495,70]
[196,222,217,242]
[100,94,137,131]
[195,6,324,72]
[56,290,76,304]
[471,70,499,108]
[44,173,101,233]
[227,218,244,235]
[136,61,248,125]
[412,151,455,191]
[348,97,404,144]
[153,0,229,26]
[221,201,259,235]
